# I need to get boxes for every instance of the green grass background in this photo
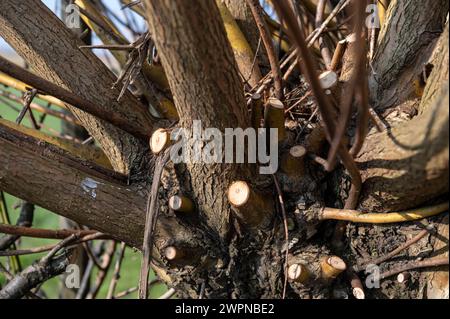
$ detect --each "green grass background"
[0,86,167,298]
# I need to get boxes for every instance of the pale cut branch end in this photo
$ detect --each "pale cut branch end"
[319,71,338,90]
[164,245,200,266]
[321,256,347,280]
[352,287,365,299]
[288,263,310,283]
[150,128,171,154]
[165,246,182,261]
[397,272,411,284]
[169,195,194,214]
[227,181,274,227]
[280,145,307,176]
[228,181,251,208]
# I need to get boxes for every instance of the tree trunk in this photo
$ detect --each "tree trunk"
[0,121,145,247]
[357,83,449,212]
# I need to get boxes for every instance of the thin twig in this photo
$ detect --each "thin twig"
[115,286,138,299]
[0,234,103,257]
[355,225,435,272]
[15,89,38,125]
[87,240,117,299]
[272,0,362,212]
[79,44,134,51]
[139,148,172,299]
[272,175,289,299]
[315,0,333,69]
[247,0,283,100]
[106,242,126,299]
[0,223,106,240]
[320,202,449,224]
[158,288,176,299]
[379,257,449,281]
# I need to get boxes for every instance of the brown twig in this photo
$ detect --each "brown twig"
[15,89,38,126]
[272,0,335,140]
[82,241,105,271]
[0,56,148,140]
[86,240,117,299]
[330,39,347,71]
[272,0,362,212]
[355,225,435,272]
[0,90,79,125]
[379,257,449,281]
[113,32,152,102]
[79,44,134,51]
[281,0,351,82]
[139,148,172,299]
[77,5,127,45]
[0,233,104,257]
[272,175,289,299]
[350,48,370,157]
[0,223,106,240]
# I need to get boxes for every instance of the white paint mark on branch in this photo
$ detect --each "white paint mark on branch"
[81,178,99,198]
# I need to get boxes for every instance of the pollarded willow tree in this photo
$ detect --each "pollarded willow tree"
[0,0,448,299]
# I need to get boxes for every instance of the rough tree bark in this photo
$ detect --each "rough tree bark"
[144,0,251,241]
[418,23,449,115]
[357,82,449,212]
[0,0,153,174]
[370,0,448,112]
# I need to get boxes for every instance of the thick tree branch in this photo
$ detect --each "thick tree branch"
[0,118,111,170]
[357,82,449,212]
[370,0,448,111]
[0,57,147,140]
[0,121,143,247]
[0,0,153,173]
